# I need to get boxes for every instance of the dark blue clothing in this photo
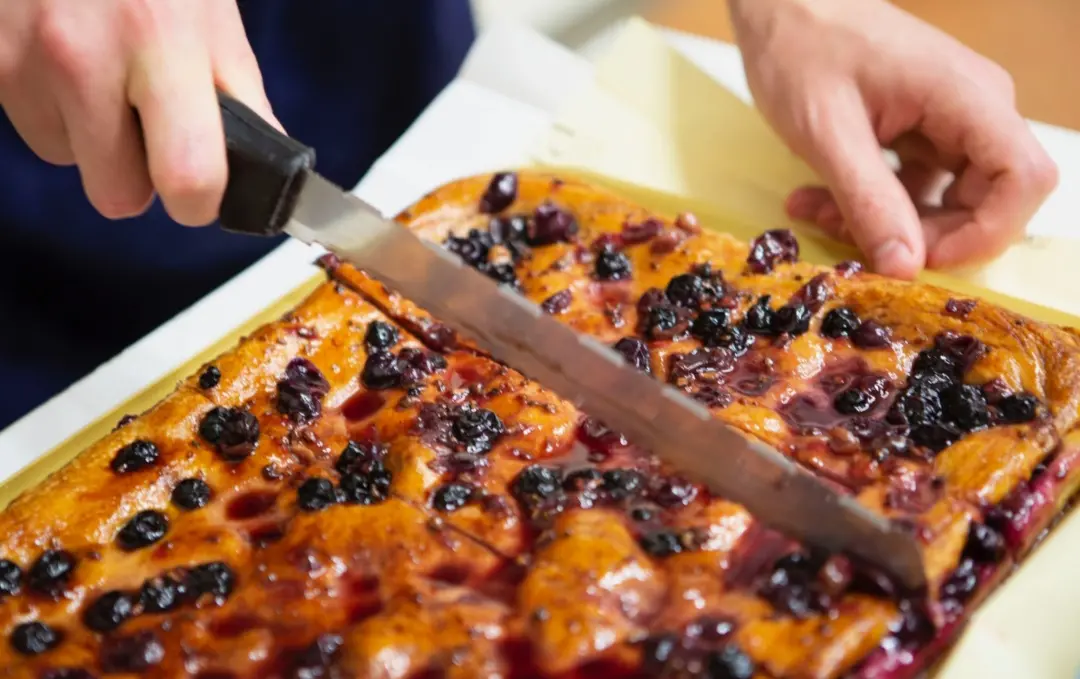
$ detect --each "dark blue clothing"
[0,0,475,427]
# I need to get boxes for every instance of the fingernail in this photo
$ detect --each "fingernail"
[873,239,917,278]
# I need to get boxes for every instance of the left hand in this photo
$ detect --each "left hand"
[728,0,1058,279]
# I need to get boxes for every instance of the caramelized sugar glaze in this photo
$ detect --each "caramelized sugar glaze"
[2,171,1080,679]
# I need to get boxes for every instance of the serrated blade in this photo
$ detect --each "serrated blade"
[286,172,926,591]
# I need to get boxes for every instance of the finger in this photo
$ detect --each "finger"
[786,186,832,221]
[940,163,992,210]
[2,12,74,166]
[891,131,965,173]
[896,161,951,207]
[128,22,225,227]
[203,0,281,130]
[798,94,925,279]
[0,91,73,166]
[36,9,151,217]
[927,111,1058,269]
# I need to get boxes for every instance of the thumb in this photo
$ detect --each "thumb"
[797,99,926,279]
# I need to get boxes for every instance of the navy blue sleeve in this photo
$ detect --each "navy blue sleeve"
[0,0,475,426]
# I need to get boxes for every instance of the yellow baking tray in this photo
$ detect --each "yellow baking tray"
[1,167,1076,505]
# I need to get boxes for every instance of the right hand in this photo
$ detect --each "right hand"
[0,0,279,226]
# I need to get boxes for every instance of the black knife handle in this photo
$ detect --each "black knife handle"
[218,91,316,236]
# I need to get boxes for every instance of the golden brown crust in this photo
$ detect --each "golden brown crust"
[1,170,1079,678]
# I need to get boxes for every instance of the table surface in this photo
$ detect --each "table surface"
[648,0,1080,132]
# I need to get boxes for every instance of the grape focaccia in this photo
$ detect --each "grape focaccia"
[1,171,1079,679]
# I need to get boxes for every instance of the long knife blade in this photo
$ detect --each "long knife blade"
[285,172,926,591]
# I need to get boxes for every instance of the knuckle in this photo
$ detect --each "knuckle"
[984,61,1016,101]
[158,157,226,225]
[1026,151,1059,195]
[117,0,162,46]
[35,8,88,80]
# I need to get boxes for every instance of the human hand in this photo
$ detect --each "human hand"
[0,0,278,226]
[729,0,1058,279]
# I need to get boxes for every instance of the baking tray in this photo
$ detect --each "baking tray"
[0,169,1077,678]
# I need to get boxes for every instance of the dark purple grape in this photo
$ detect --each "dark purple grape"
[11,621,60,655]
[432,483,474,512]
[939,559,978,604]
[528,202,578,245]
[83,591,135,632]
[297,478,337,512]
[851,320,892,349]
[511,466,562,505]
[665,271,722,309]
[445,232,491,268]
[820,308,861,339]
[276,373,325,424]
[945,298,977,318]
[594,246,633,281]
[541,290,572,315]
[794,273,832,312]
[452,408,505,454]
[111,440,159,474]
[691,309,732,345]
[99,631,165,672]
[198,365,221,389]
[276,384,320,423]
[338,464,391,505]
[912,349,959,380]
[484,262,519,287]
[771,304,812,336]
[941,383,990,431]
[742,296,775,334]
[397,347,448,385]
[964,523,1006,564]
[640,634,678,672]
[999,393,1038,424]
[935,332,987,374]
[601,469,645,500]
[613,337,651,374]
[171,478,212,511]
[563,468,603,493]
[895,384,943,428]
[834,388,874,415]
[361,352,406,390]
[622,218,664,245]
[746,229,799,274]
[643,305,684,340]
[707,645,756,679]
[479,172,518,214]
[116,511,169,551]
[185,562,235,601]
[490,215,528,244]
[199,407,260,461]
[669,348,735,384]
[910,422,961,453]
[139,574,186,614]
[364,321,399,352]
[28,550,75,598]
[335,441,386,476]
[0,559,22,597]
[639,530,684,558]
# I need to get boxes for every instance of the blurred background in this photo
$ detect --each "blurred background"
[471,0,1080,131]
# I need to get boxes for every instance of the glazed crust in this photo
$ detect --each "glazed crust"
[1,171,1079,679]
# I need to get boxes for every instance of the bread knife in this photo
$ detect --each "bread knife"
[214,92,926,591]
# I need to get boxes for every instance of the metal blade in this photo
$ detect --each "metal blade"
[287,173,926,591]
